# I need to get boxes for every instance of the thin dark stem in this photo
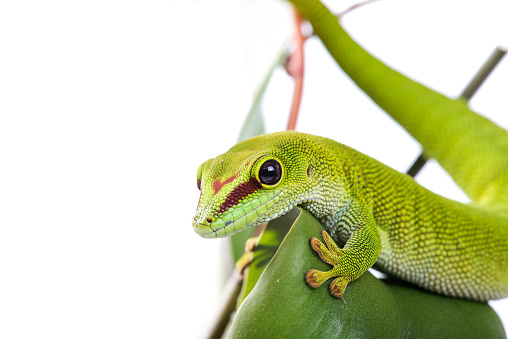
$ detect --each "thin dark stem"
[406,46,506,178]
[459,47,507,100]
[406,154,428,178]
[207,271,243,339]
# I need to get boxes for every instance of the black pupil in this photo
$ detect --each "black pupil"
[259,160,281,185]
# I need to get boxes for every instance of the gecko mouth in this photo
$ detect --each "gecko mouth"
[193,190,323,239]
[193,190,286,239]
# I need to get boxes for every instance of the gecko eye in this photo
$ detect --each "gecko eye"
[259,160,282,185]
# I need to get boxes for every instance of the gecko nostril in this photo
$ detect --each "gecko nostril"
[206,218,213,224]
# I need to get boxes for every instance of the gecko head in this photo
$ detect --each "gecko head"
[192,132,322,238]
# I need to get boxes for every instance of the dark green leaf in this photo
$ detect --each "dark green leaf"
[228,208,506,338]
[237,207,299,306]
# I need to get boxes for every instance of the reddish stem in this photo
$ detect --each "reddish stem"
[339,0,380,17]
[286,7,305,131]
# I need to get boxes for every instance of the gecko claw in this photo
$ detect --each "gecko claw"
[329,276,349,297]
[306,230,355,297]
[309,231,341,266]
[305,269,329,288]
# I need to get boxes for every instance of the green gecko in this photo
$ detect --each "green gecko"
[192,0,508,302]
[193,131,508,302]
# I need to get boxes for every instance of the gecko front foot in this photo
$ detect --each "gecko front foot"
[304,230,355,297]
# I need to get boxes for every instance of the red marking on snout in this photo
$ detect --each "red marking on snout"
[213,171,240,195]
[219,177,262,214]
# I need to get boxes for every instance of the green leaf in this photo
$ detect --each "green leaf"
[289,0,508,210]
[237,207,299,306]
[230,42,289,262]
[386,280,506,338]
[228,208,506,338]
[236,38,288,144]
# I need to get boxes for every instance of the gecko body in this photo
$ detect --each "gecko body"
[193,0,508,302]
[193,131,508,301]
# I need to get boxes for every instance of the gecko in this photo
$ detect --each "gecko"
[192,0,508,302]
[193,131,508,302]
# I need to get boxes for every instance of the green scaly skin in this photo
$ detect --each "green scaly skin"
[286,0,508,213]
[193,0,508,302]
[193,132,508,301]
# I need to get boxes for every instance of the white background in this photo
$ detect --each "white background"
[1,0,507,338]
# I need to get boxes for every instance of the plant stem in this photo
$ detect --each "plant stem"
[338,0,379,17]
[406,46,506,178]
[460,47,507,101]
[206,271,243,339]
[286,7,305,131]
